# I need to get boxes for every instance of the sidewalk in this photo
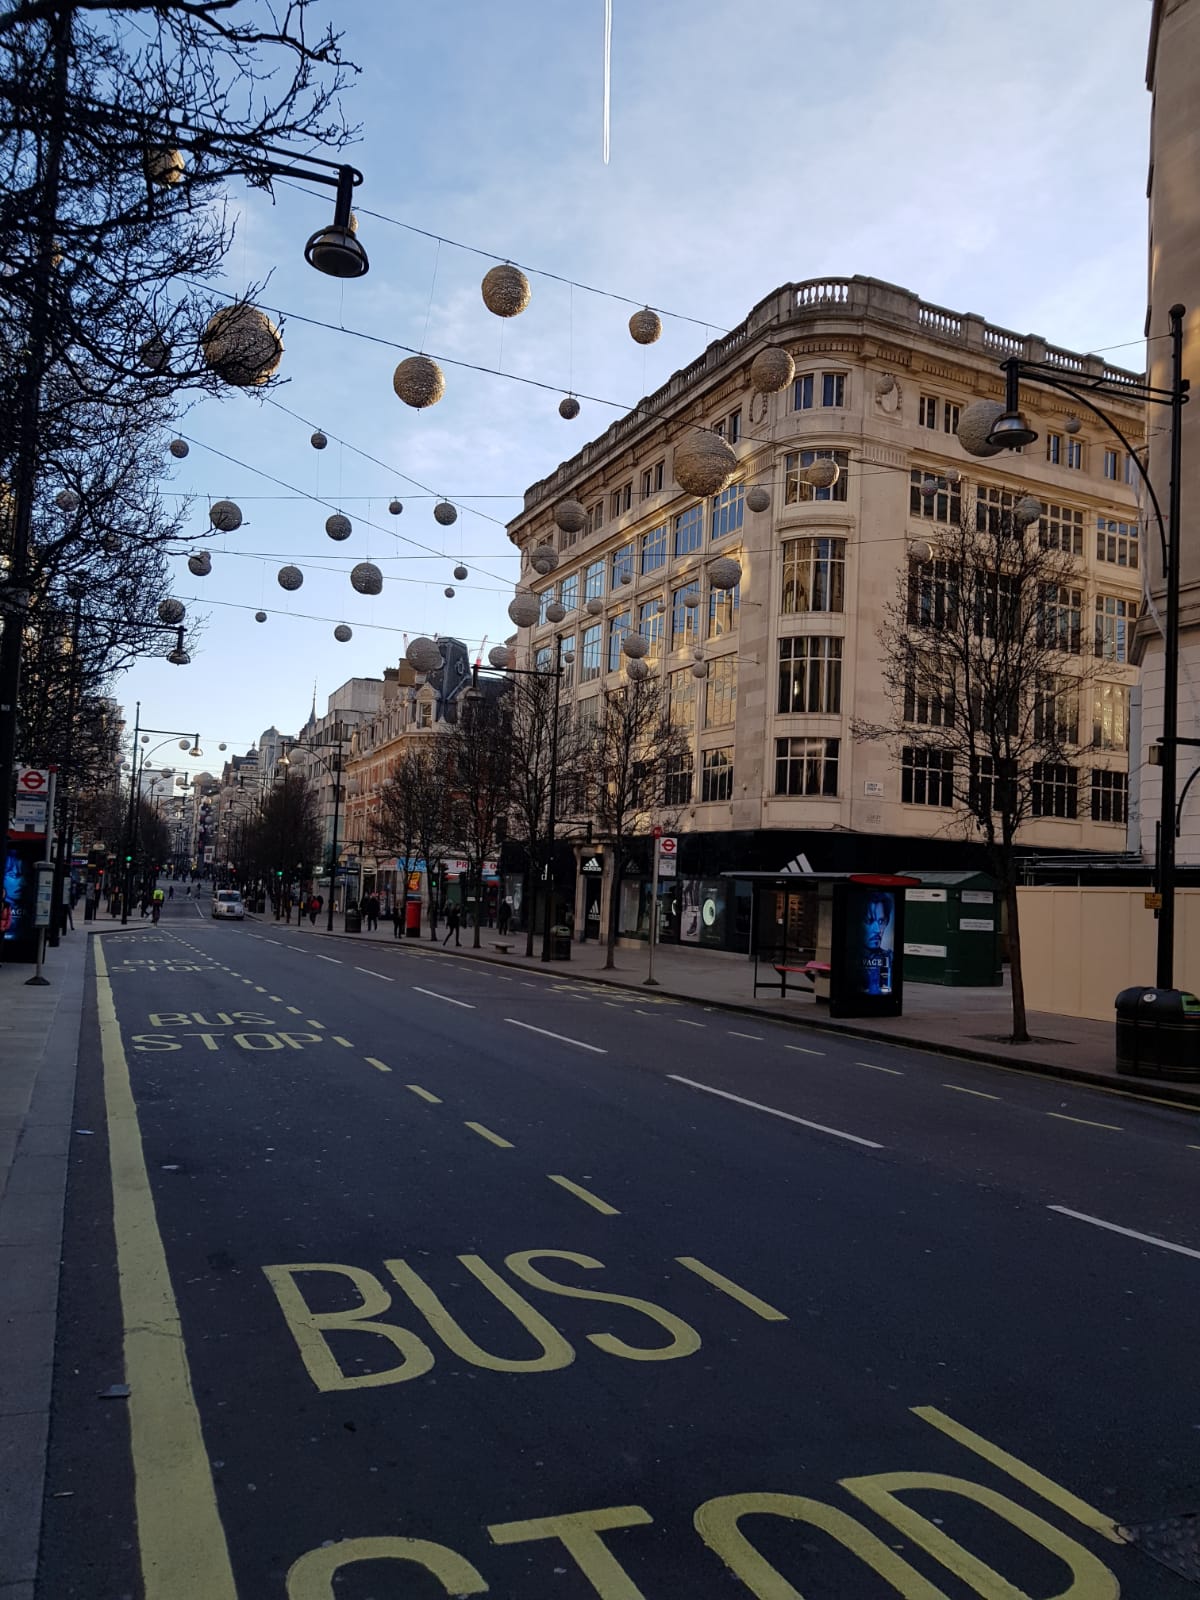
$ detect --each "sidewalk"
[262,910,1200,1110]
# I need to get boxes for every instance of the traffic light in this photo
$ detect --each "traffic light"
[124,853,132,865]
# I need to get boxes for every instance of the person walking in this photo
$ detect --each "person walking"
[168,885,174,900]
[442,901,460,947]
[365,893,379,932]
[308,894,319,926]
[391,901,403,940]
[497,897,511,937]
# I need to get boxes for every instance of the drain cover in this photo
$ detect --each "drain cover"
[1121,1514,1200,1583]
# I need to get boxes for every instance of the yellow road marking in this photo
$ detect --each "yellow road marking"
[465,1121,514,1149]
[1046,1111,1122,1132]
[676,1256,788,1321]
[943,1084,1000,1101]
[364,1057,392,1074]
[307,1020,325,1030]
[254,986,268,993]
[912,1404,1123,1543]
[93,940,237,1598]
[332,1036,354,1049]
[270,995,283,1002]
[405,1084,442,1103]
[287,1005,302,1014]
[547,1174,620,1215]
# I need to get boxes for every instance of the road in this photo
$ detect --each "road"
[37,898,1200,1596]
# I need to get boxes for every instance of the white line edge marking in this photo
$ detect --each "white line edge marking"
[505,1018,607,1054]
[855,1060,904,1076]
[785,1044,825,1056]
[677,1019,706,1028]
[668,1075,883,1148]
[315,954,342,964]
[413,986,475,1009]
[1049,1205,1200,1261]
[729,1031,764,1041]
[355,966,394,981]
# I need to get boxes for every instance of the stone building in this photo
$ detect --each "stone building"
[506,275,1145,950]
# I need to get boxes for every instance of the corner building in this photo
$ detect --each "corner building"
[507,276,1144,950]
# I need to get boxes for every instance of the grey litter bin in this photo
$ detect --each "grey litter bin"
[1115,987,1200,1079]
[551,925,572,961]
[344,908,362,934]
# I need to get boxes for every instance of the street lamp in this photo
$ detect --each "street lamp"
[121,705,202,923]
[983,305,1189,990]
[281,715,361,932]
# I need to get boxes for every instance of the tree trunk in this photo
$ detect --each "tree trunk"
[523,856,535,958]
[1004,873,1029,1044]
[472,863,482,948]
[604,851,621,970]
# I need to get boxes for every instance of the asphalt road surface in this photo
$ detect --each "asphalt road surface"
[38,899,1200,1597]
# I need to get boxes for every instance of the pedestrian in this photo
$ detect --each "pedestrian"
[308,895,318,927]
[186,884,192,899]
[497,897,511,936]
[168,885,174,900]
[391,901,403,939]
[442,901,460,947]
[365,893,379,932]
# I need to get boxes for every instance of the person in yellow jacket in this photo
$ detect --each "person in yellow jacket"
[151,885,165,924]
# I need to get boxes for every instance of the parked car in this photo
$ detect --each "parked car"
[212,890,245,921]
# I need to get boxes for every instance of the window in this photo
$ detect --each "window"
[793,372,845,410]
[711,483,744,541]
[577,695,600,733]
[416,701,433,730]
[674,504,703,557]
[611,542,636,587]
[669,669,697,730]
[560,572,579,614]
[583,559,605,602]
[534,644,552,674]
[1066,438,1084,470]
[1039,503,1084,555]
[609,482,632,519]
[607,611,630,674]
[1031,762,1078,819]
[1125,454,1139,486]
[671,580,701,646]
[1097,515,1139,568]
[713,409,742,443]
[702,747,734,803]
[902,747,955,807]
[560,635,576,694]
[943,402,960,435]
[708,577,740,639]
[704,655,737,728]
[910,468,961,523]
[775,737,839,797]
[1095,594,1134,662]
[581,624,602,683]
[641,524,667,573]
[779,636,842,714]
[1091,770,1128,825]
[588,501,604,536]
[919,394,939,429]
[664,751,693,806]
[822,372,845,407]
[969,755,1016,816]
[973,570,1020,641]
[538,589,554,625]
[1046,433,1062,465]
[1038,583,1083,654]
[976,484,1017,535]
[794,373,814,410]
[1033,676,1079,746]
[903,654,954,726]
[781,537,846,614]
[1092,682,1130,751]
[907,558,959,630]
[1103,448,1120,481]
[640,460,665,499]
[638,598,663,662]
[785,449,849,504]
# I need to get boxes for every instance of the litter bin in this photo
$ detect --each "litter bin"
[344,907,362,934]
[551,924,572,961]
[405,895,422,938]
[1115,987,1200,1078]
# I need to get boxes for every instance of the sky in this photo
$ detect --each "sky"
[118,0,1153,784]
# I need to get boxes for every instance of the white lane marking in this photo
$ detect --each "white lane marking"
[943,1083,999,1100]
[1047,1111,1123,1132]
[668,1075,883,1149]
[355,966,394,981]
[786,1044,825,1056]
[1049,1206,1200,1262]
[855,1060,903,1076]
[677,1019,706,1028]
[265,939,283,946]
[729,1031,763,1041]
[413,986,475,1009]
[505,1018,607,1054]
[316,954,342,965]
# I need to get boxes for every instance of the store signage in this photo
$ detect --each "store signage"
[906,888,947,903]
[581,857,603,874]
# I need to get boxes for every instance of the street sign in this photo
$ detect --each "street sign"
[651,824,663,839]
[34,862,55,927]
[658,836,677,857]
[17,767,49,794]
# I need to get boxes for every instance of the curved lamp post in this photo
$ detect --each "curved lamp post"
[985,306,1190,991]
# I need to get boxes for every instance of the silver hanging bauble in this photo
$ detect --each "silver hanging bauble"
[619,570,633,586]
[168,439,189,459]
[875,371,896,396]
[389,499,403,515]
[554,499,588,534]
[907,538,934,565]
[562,649,576,664]
[530,543,560,574]
[956,399,1005,458]
[350,561,383,595]
[691,644,705,661]
[1013,495,1043,529]
[139,334,171,373]
[453,564,468,581]
[629,308,662,345]
[55,489,79,512]
[919,476,939,500]
[277,565,303,591]
[1065,414,1082,435]
[621,632,649,659]
[255,611,268,623]
[746,485,771,513]
[201,304,283,387]
[334,624,353,642]
[434,501,458,526]
[144,146,185,187]
[559,396,581,420]
[326,512,352,541]
[943,467,961,485]
[209,499,243,532]
[804,458,840,489]
[311,430,328,450]
[187,551,212,577]
[749,347,795,395]
[545,600,566,624]
[481,263,531,317]
[626,657,650,681]
[585,596,604,616]
[488,645,512,669]
[102,533,120,554]
[508,590,541,628]
[157,598,185,624]
[393,355,445,409]
[707,555,742,591]
[690,660,709,679]
[674,431,737,497]
[406,636,442,673]
[444,586,455,598]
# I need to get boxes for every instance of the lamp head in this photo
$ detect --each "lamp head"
[986,410,1039,450]
[304,225,369,279]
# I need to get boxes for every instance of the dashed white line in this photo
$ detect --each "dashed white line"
[505,1018,607,1054]
[944,1083,999,1100]
[413,986,475,1009]
[786,1044,826,1056]
[315,954,342,965]
[355,966,394,981]
[1049,1206,1200,1261]
[855,1061,903,1076]
[677,1019,706,1028]
[668,1076,883,1149]
[729,1031,763,1041]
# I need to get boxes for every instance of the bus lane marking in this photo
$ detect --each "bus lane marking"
[405,1084,442,1103]
[92,941,238,1598]
[548,1175,620,1215]
[465,1121,514,1149]
[365,1057,392,1074]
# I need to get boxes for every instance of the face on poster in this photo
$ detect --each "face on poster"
[850,887,895,996]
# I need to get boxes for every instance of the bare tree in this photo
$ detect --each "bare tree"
[587,675,692,970]
[249,771,321,908]
[372,743,455,940]
[441,685,511,949]
[858,496,1110,1042]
